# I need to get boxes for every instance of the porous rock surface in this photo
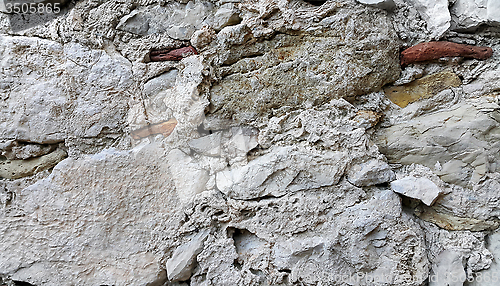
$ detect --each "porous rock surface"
[1,0,500,286]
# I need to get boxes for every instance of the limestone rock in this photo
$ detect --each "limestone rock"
[375,97,500,187]
[429,250,467,286]
[356,0,396,10]
[211,3,241,31]
[2,0,500,284]
[0,149,67,180]
[149,46,198,62]
[384,70,462,108]
[470,229,500,286]
[166,149,209,204]
[406,0,451,39]
[346,159,396,187]
[188,132,222,157]
[416,206,499,231]
[391,176,442,206]
[0,145,176,286]
[216,146,349,200]
[0,36,132,145]
[166,229,210,282]
[206,5,400,127]
[450,0,500,30]
[116,2,213,39]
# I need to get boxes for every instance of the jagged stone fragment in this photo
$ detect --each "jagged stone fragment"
[0,149,67,179]
[401,41,493,66]
[406,0,451,39]
[346,159,395,187]
[416,207,499,231]
[167,230,210,282]
[166,149,209,204]
[384,70,462,108]
[188,132,222,156]
[391,176,442,206]
[356,0,395,10]
[216,146,348,200]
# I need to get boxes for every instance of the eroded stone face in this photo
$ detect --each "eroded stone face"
[2,0,500,285]
[0,145,176,286]
[206,6,400,128]
[375,97,500,188]
[0,36,132,145]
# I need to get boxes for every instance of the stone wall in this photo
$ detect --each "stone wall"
[1,0,500,285]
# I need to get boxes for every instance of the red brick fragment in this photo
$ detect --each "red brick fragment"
[131,118,178,139]
[401,41,493,66]
[149,46,198,62]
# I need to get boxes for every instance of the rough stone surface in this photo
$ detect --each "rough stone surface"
[346,158,395,187]
[406,0,451,39]
[384,70,462,107]
[391,176,442,206]
[356,0,395,10]
[1,0,500,285]
[0,149,67,179]
[205,3,400,128]
[470,228,500,286]
[375,97,500,188]
[450,0,500,31]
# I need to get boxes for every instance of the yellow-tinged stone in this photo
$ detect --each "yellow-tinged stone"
[415,206,499,232]
[384,70,462,108]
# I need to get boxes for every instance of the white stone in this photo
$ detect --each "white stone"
[216,146,348,200]
[391,176,442,206]
[0,145,175,286]
[116,2,213,39]
[346,159,396,187]
[188,132,222,156]
[166,229,209,282]
[0,36,132,144]
[450,0,500,30]
[211,3,241,31]
[357,0,396,10]
[166,149,209,204]
[429,250,466,286]
[407,0,451,38]
[488,0,500,23]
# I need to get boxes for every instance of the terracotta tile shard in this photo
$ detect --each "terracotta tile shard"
[401,41,493,66]
[149,46,198,62]
[131,118,178,139]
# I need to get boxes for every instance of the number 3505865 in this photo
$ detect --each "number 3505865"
[5,2,61,14]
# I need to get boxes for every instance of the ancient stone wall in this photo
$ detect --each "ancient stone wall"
[1,0,500,285]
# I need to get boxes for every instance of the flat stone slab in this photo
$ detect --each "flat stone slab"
[391,176,442,206]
